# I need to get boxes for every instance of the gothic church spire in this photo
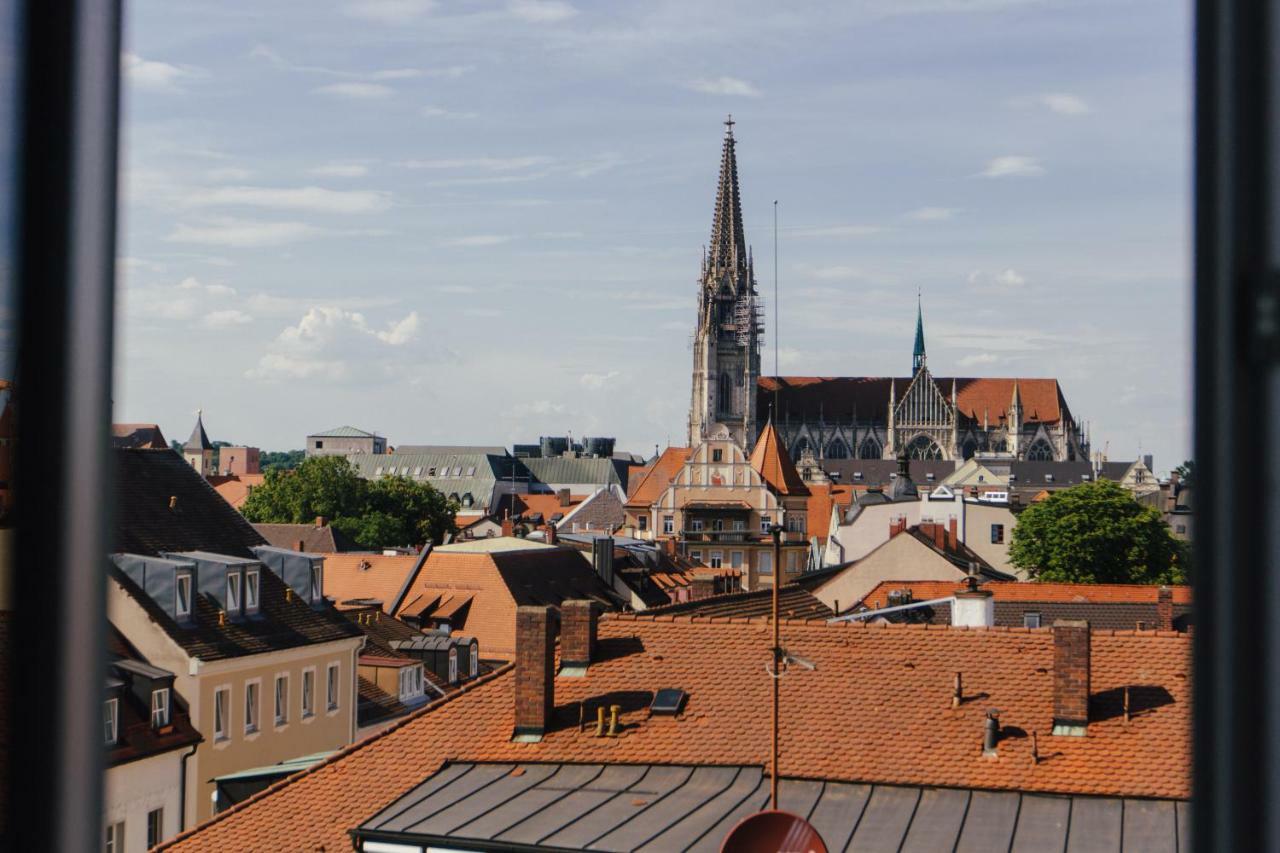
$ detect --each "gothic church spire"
[912,294,927,374]
[707,115,748,283]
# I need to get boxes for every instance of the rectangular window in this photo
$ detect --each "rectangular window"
[302,669,315,717]
[245,568,259,614]
[786,551,800,572]
[787,515,805,534]
[327,663,340,711]
[663,516,674,534]
[991,524,1005,544]
[245,682,259,733]
[760,517,771,533]
[151,687,170,728]
[730,550,743,568]
[733,519,745,531]
[758,552,773,575]
[709,551,723,568]
[689,550,702,564]
[214,687,229,740]
[104,698,118,745]
[226,571,241,613]
[470,644,479,677]
[105,821,124,853]
[146,808,164,848]
[692,519,704,532]
[712,518,723,531]
[310,564,323,602]
[638,516,648,531]
[712,448,723,462]
[1023,612,1042,629]
[315,440,324,449]
[275,675,288,725]
[175,573,192,618]
[448,649,458,684]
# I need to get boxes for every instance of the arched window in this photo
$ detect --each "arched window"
[1026,439,1054,461]
[906,434,944,460]
[826,439,849,459]
[718,372,731,414]
[962,440,977,460]
[858,436,882,459]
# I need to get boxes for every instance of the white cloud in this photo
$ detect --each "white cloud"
[342,0,436,24]
[203,309,254,328]
[439,234,513,247]
[906,206,958,221]
[182,185,391,214]
[165,219,323,248]
[403,156,552,171]
[311,163,370,178]
[206,167,252,182]
[580,370,620,390]
[247,306,421,382]
[1025,93,1091,115]
[126,276,248,328]
[687,76,761,97]
[967,268,1027,290]
[421,105,478,119]
[794,224,882,238]
[313,82,393,99]
[958,353,999,367]
[979,155,1045,178]
[508,0,578,21]
[123,53,201,93]
[572,153,626,178]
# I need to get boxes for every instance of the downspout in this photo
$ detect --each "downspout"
[178,741,199,832]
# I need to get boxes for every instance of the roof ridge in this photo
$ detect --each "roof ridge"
[155,662,515,850]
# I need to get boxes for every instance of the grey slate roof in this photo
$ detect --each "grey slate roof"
[824,458,956,488]
[353,762,1190,853]
[183,413,213,452]
[1008,460,1096,487]
[394,445,508,456]
[519,456,626,488]
[1098,461,1136,481]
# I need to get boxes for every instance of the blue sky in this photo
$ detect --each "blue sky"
[116,0,1191,471]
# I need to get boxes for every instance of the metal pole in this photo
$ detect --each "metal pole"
[769,523,782,810]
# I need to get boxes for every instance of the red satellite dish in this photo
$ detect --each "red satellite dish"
[720,809,828,853]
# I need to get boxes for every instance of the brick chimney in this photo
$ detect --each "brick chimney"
[558,488,572,507]
[889,517,905,539]
[1052,620,1091,736]
[948,517,958,552]
[294,539,305,552]
[933,522,945,551]
[690,575,716,600]
[501,511,514,538]
[1157,586,1173,631]
[514,605,556,739]
[560,600,596,670]
[544,523,557,545]
[315,515,327,528]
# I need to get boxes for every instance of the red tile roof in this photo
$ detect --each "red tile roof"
[323,553,425,613]
[749,420,809,496]
[623,446,690,509]
[860,580,1193,609]
[162,615,1189,852]
[208,473,264,509]
[805,483,853,544]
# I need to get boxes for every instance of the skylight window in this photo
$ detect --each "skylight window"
[226,572,241,613]
[650,688,687,715]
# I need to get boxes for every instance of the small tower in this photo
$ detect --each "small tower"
[688,115,762,449]
[912,294,927,375]
[183,410,215,477]
[1008,381,1023,458]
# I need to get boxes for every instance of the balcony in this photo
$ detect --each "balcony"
[682,529,755,543]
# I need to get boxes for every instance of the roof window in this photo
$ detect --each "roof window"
[650,688,688,715]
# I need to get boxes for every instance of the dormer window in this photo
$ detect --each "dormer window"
[309,563,323,603]
[151,687,171,729]
[448,647,458,684]
[104,698,118,745]
[175,572,192,619]
[226,572,242,613]
[245,568,260,614]
[399,665,425,702]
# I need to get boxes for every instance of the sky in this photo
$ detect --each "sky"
[116,0,1192,472]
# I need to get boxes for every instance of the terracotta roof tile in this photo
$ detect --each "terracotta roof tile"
[324,552,425,613]
[749,420,810,496]
[860,580,1193,609]
[208,473,264,510]
[162,616,1189,852]
[624,447,690,509]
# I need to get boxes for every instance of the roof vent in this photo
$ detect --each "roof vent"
[169,496,177,510]
[649,688,687,716]
[854,472,863,480]
[926,473,935,482]
[1046,474,1055,483]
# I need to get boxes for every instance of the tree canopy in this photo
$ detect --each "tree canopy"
[1007,480,1187,584]
[240,455,457,550]
[1173,459,1195,489]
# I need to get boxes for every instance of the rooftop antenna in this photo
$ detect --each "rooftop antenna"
[773,199,780,418]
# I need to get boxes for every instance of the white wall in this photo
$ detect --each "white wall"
[104,749,188,852]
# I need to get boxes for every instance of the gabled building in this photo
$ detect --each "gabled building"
[103,626,202,852]
[305,426,387,457]
[107,448,364,825]
[252,518,362,554]
[163,604,1190,852]
[112,423,169,450]
[181,411,214,477]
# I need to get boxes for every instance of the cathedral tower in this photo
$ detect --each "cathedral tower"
[688,117,763,449]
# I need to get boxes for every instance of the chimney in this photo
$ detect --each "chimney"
[690,575,716,600]
[558,488,572,507]
[315,515,327,528]
[544,523,557,545]
[948,517,958,552]
[501,511,514,538]
[951,577,994,628]
[560,600,596,671]
[663,537,677,558]
[294,539,305,552]
[514,605,556,740]
[1052,620,1091,736]
[933,522,945,551]
[1157,586,1173,631]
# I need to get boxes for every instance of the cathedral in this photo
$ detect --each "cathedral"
[687,119,1090,464]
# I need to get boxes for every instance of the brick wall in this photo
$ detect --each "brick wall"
[1053,620,1091,729]
[560,600,596,668]
[514,606,556,735]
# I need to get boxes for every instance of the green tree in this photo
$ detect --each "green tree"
[1173,459,1195,489]
[240,456,457,550]
[260,449,305,471]
[1008,480,1187,584]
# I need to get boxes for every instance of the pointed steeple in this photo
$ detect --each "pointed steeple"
[912,293,927,374]
[184,409,213,452]
[707,115,748,282]
[749,416,810,496]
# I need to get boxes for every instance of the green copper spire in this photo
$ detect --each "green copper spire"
[912,294,926,374]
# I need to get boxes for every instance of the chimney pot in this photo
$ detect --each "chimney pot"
[560,600,597,670]
[983,711,999,756]
[169,496,177,510]
[514,605,556,739]
[952,585,994,628]
[545,523,557,546]
[1156,586,1174,631]
[1052,619,1091,735]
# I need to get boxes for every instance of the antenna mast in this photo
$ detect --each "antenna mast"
[773,200,780,417]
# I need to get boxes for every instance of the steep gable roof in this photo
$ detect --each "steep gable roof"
[323,552,426,613]
[182,412,213,453]
[252,522,360,554]
[624,446,690,508]
[749,420,809,496]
